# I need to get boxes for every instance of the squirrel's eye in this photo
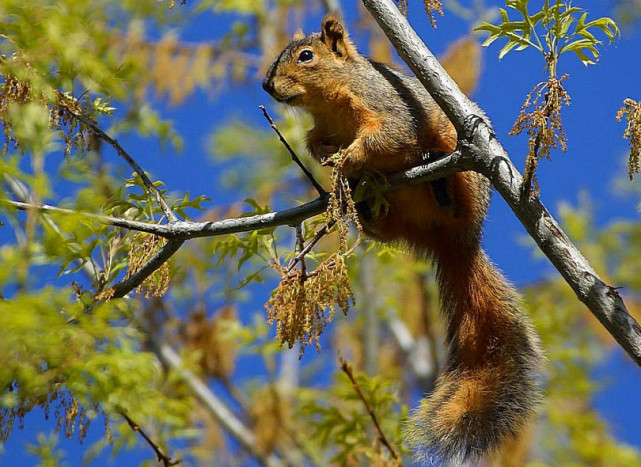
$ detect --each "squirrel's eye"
[297,49,314,63]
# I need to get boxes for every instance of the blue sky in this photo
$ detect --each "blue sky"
[2,1,641,465]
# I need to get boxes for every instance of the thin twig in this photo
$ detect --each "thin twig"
[343,234,362,257]
[4,199,172,235]
[120,411,181,467]
[294,224,307,279]
[3,176,100,278]
[521,92,551,200]
[286,221,348,278]
[259,105,327,196]
[286,223,331,272]
[339,355,400,462]
[522,130,542,200]
[60,99,178,223]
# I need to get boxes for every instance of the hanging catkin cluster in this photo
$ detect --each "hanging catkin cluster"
[265,151,360,356]
[265,254,353,357]
[510,74,571,196]
[616,98,641,180]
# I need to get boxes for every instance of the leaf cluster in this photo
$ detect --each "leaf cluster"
[0,289,192,454]
[298,369,406,465]
[476,0,619,66]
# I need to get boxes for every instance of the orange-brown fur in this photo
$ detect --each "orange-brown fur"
[263,14,543,463]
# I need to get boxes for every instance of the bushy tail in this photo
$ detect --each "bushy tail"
[407,245,543,463]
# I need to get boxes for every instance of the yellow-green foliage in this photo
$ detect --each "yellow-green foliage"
[1,0,641,465]
[298,367,407,465]
[0,289,192,447]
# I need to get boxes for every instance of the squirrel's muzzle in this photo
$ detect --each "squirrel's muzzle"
[262,77,275,95]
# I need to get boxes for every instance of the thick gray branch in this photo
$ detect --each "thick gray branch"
[362,0,641,366]
[5,153,464,300]
[6,151,465,240]
[6,200,170,235]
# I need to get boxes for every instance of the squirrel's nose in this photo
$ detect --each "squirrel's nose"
[262,78,274,95]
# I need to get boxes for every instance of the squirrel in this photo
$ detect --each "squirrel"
[263,14,544,463]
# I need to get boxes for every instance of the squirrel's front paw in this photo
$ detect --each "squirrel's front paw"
[316,143,339,165]
[317,141,366,173]
[337,143,366,173]
[316,143,340,161]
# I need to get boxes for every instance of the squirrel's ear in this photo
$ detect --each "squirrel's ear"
[292,29,304,41]
[320,14,358,59]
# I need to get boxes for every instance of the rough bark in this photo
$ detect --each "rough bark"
[361,0,641,366]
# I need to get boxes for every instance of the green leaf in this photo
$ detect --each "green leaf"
[477,0,620,64]
[571,48,596,66]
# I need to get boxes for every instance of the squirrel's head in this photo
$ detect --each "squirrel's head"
[262,14,359,107]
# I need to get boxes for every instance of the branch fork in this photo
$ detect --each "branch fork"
[362,0,641,367]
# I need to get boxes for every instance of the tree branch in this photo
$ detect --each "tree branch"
[4,199,184,300]
[4,149,464,305]
[5,200,170,235]
[339,355,399,461]
[147,332,285,467]
[4,149,464,304]
[362,0,641,366]
[110,239,185,299]
[120,411,181,467]
[5,151,465,240]
[259,105,326,197]
[61,100,179,223]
